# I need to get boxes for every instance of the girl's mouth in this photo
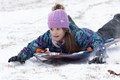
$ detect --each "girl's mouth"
[53,36,59,38]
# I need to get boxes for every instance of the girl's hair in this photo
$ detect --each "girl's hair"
[63,28,81,53]
[52,3,65,11]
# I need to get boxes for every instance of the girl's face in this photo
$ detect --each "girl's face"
[50,28,65,42]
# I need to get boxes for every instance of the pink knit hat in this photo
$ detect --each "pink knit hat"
[48,9,69,28]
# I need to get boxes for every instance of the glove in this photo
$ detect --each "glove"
[88,46,107,64]
[8,56,25,64]
[88,56,106,64]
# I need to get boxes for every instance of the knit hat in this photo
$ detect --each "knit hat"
[48,9,69,28]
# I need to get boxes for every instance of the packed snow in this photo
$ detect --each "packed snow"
[0,0,120,80]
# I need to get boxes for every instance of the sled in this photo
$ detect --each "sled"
[34,38,120,62]
[105,38,120,48]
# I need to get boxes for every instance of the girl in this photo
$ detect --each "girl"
[8,4,106,64]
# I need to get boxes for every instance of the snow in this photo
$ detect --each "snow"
[0,0,120,80]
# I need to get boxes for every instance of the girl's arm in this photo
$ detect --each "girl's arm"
[16,31,50,61]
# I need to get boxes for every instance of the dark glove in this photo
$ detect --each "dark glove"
[88,56,106,64]
[8,56,25,64]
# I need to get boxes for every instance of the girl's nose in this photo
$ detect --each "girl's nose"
[52,30,57,34]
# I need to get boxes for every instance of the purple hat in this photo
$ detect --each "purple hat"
[48,9,69,28]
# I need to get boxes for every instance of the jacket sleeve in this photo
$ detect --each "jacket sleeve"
[17,30,50,60]
[75,28,104,50]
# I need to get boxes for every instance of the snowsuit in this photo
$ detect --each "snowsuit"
[17,23,104,62]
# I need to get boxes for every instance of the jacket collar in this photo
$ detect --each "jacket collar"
[52,39,65,48]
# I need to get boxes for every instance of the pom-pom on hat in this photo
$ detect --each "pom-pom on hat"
[48,9,69,28]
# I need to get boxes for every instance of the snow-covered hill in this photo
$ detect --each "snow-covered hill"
[0,0,120,80]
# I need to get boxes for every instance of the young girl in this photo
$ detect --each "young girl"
[8,4,106,64]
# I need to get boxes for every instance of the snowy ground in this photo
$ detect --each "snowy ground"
[0,0,120,80]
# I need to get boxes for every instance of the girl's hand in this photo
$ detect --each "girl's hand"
[8,56,25,64]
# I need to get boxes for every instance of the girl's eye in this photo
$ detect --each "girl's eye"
[50,28,53,31]
[50,28,61,31]
[56,28,60,30]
